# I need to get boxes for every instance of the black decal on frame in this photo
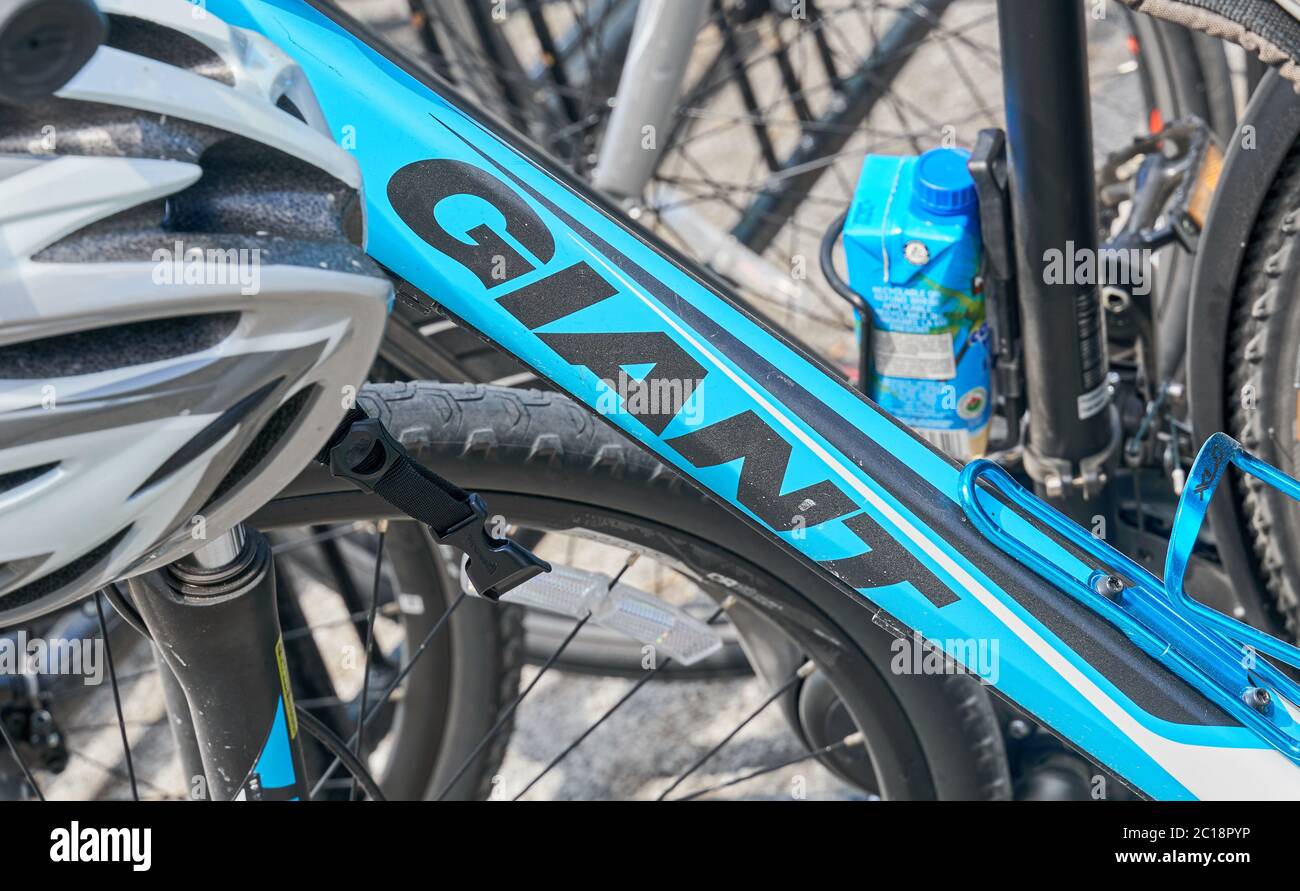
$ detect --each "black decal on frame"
[665,411,857,531]
[497,261,618,329]
[539,331,708,435]
[821,513,958,607]
[387,158,554,288]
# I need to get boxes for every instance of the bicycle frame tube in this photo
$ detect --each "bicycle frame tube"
[591,0,709,199]
[997,0,1119,525]
[210,0,1300,799]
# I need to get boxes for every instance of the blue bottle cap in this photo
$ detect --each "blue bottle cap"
[913,147,976,215]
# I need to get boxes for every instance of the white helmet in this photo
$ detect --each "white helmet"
[0,0,391,625]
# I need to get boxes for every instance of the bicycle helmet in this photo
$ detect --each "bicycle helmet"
[0,0,392,626]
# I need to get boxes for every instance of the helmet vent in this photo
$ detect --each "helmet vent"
[131,376,281,498]
[204,385,317,508]
[0,462,58,495]
[0,526,131,614]
[0,312,239,379]
[105,14,235,86]
[276,94,307,122]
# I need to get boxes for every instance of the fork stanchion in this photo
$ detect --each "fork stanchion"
[127,527,310,801]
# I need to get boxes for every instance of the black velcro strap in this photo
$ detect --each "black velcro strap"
[316,407,473,537]
[369,453,472,534]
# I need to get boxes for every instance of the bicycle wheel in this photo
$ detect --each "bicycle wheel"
[4,524,520,801]
[393,0,1232,369]
[258,382,1017,800]
[1225,135,1300,640]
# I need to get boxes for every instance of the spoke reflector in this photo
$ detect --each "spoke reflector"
[470,560,724,666]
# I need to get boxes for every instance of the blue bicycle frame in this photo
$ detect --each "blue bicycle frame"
[210,0,1300,800]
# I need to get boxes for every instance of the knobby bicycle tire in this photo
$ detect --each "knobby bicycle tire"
[258,382,1015,800]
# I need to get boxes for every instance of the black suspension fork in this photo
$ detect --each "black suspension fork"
[127,526,309,801]
[996,0,1119,527]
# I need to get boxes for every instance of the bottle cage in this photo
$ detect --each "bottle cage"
[960,432,1300,766]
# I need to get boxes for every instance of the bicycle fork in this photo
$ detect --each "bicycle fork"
[127,526,309,801]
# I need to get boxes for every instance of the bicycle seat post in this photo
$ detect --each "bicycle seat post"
[996,0,1121,527]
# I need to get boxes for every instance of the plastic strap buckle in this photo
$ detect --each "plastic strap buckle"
[431,492,549,600]
[327,417,404,491]
[324,413,549,600]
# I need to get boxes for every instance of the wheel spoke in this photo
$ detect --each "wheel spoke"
[0,712,44,801]
[655,659,814,801]
[94,590,138,802]
[281,603,402,641]
[63,746,177,799]
[433,616,592,800]
[308,590,470,799]
[297,705,385,802]
[437,553,640,800]
[350,521,387,801]
[513,599,732,801]
[671,732,864,801]
[269,522,366,556]
[310,525,388,662]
